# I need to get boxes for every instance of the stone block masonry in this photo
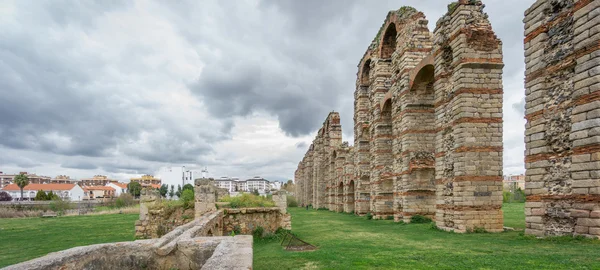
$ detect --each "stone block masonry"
[295,1,504,232]
[524,0,600,238]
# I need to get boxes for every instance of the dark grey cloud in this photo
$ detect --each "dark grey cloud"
[61,161,99,170]
[0,0,533,179]
[295,142,307,149]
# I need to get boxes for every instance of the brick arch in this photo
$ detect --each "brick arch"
[380,22,398,58]
[408,54,434,90]
[380,91,394,112]
[360,59,372,86]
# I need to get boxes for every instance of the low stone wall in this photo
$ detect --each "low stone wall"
[5,211,251,270]
[135,206,195,239]
[223,207,292,235]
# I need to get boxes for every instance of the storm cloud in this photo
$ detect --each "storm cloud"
[0,0,532,180]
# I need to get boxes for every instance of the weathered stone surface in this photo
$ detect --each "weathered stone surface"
[524,0,600,237]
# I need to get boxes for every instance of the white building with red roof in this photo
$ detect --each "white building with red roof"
[1,183,85,201]
[106,182,128,197]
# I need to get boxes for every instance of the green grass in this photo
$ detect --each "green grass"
[502,202,525,229]
[254,203,600,270]
[0,214,138,267]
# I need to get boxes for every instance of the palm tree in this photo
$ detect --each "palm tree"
[14,174,29,201]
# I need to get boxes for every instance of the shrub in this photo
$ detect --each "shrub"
[286,195,298,207]
[219,193,275,208]
[49,198,71,215]
[115,193,135,208]
[410,215,432,224]
[252,226,264,239]
[182,184,194,192]
[180,189,194,209]
[386,215,394,220]
[0,191,13,201]
[47,191,59,200]
[366,212,373,220]
[34,190,48,201]
[503,188,526,203]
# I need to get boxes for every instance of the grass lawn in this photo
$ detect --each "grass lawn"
[254,203,600,269]
[0,214,138,268]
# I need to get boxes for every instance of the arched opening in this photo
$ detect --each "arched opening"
[381,23,397,59]
[360,59,371,86]
[401,63,437,223]
[346,180,355,213]
[336,181,344,212]
[206,229,213,237]
[411,65,434,93]
[372,99,394,219]
[328,151,337,211]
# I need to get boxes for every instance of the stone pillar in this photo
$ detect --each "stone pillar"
[273,191,287,214]
[433,1,504,233]
[524,0,600,238]
[139,188,159,221]
[135,188,160,238]
[194,178,217,219]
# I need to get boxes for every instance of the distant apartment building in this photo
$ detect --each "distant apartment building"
[246,176,270,194]
[130,174,161,188]
[80,175,116,186]
[214,177,239,192]
[0,172,52,188]
[51,175,79,184]
[1,183,85,201]
[503,174,525,191]
[213,176,271,195]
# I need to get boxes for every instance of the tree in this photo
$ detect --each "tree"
[182,184,194,192]
[127,182,142,198]
[169,185,175,198]
[159,184,168,198]
[14,173,29,201]
[175,184,182,198]
[283,180,295,193]
[35,190,48,201]
[0,191,12,201]
[47,191,59,200]
[252,189,259,196]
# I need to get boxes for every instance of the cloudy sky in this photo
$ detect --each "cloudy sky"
[0,0,532,182]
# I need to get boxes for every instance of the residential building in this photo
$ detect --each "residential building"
[246,176,270,194]
[51,175,79,184]
[0,172,52,188]
[214,177,239,193]
[106,182,128,197]
[83,186,116,199]
[156,167,197,189]
[80,175,116,186]
[503,174,525,191]
[130,174,161,188]
[1,183,85,201]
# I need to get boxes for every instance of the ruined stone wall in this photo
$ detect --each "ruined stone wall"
[295,1,504,232]
[136,206,196,239]
[524,0,600,238]
[8,211,252,270]
[222,208,291,235]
